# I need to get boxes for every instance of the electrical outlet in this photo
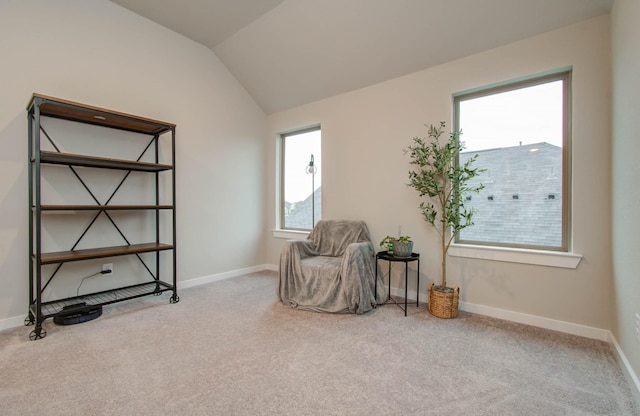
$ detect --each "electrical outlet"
[102,263,113,274]
[635,313,640,343]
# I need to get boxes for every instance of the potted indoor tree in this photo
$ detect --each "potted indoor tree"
[405,121,484,318]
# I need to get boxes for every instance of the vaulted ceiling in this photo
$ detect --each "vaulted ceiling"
[110,0,613,114]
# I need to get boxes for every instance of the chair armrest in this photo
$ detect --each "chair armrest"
[344,241,375,259]
[282,239,315,259]
[342,241,375,270]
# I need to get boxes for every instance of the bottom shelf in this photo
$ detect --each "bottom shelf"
[31,281,175,319]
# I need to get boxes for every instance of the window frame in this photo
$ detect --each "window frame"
[278,124,321,232]
[452,69,572,252]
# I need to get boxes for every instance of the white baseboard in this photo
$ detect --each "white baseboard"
[609,333,640,404]
[458,301,610,341]
[180,264,276,289]
[389,287,420,303]
[392,287,609,340]
[0,315,29,332]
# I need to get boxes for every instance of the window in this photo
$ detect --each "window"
[280,126,321,230]
[453,70,571,251]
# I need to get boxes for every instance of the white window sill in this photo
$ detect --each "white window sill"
[448,244,582,269]
[272,229,310,240]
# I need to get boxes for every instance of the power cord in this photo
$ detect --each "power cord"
[76,270,111,297]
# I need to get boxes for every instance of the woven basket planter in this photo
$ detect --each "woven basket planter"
[428,282,460,319]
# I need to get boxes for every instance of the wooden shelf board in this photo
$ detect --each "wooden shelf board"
[28,93,175,135]
[39,150,172,172]
[39,243,174,264]
[39,205,173,211]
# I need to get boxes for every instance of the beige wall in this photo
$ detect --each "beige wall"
[0,1,267,324]
[266,16,612,330]
[0,1,625,359]
[611,0,640,391]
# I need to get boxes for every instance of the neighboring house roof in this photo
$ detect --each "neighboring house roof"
[284,187,322,230]
[459,142,562,246]
[283,143,561,243]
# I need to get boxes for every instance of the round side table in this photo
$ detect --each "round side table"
[375,251,420,316]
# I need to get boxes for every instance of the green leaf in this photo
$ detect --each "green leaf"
[404,121,485,286]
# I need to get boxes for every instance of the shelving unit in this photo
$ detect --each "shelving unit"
[26,93,178,340]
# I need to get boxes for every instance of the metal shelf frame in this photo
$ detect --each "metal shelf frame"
[26,94,178,340]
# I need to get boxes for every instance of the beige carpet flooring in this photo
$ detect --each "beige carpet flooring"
[0,271,638,415]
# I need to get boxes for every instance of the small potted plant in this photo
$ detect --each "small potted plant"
[379,235,413,257]
[405,121,484,318]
